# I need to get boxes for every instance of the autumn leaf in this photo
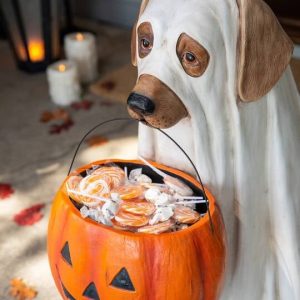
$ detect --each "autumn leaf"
[71,99,94,110]
[49,118,74,135]
[13,204,45,226]
[100,80,116,91]
[85,135,109,147]
[62,118,74,129]
[40,108,70,123]
[39,111,53,123]
[49,124,62,134]
[0,183,14,200]
[10,278,37,300]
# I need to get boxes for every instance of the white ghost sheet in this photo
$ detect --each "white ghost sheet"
[136,0,300,299]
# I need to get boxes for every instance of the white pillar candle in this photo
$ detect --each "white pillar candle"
[47,60,81,106]
[64,32,98,84]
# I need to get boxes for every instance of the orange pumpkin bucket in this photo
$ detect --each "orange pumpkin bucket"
[47,119,226,300]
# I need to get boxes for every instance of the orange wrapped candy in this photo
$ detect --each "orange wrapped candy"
[113,184,145,201]
[92,166,125,188]
[65,175,83,203]
[119,201,156,216]
[114,210,149,227]
[137,220,175,234]
[78,174,110,204]
[173,206,200,224]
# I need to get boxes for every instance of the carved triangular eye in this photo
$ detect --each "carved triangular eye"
[110,267,135,291]
[61,242,72,266]
[62,282,75,300]
[83,282,100,300]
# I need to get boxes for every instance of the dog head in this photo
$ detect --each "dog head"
[127,0,293,129]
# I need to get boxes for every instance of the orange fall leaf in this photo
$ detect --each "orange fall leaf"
[86,135,109,147]
[10,278,38,300]
[40,108,70,123]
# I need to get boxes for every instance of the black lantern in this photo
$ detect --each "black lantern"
[0,0,60,73]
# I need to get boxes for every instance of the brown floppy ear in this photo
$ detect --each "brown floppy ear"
[131,0,149,66]
[237,0,294,102]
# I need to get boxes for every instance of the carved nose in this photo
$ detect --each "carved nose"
[127,93,155,116]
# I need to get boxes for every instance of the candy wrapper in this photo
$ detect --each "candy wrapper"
[65,161,206,234]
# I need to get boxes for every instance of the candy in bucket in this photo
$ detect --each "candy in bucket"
[64,117,213,234]
[66,159,207,233]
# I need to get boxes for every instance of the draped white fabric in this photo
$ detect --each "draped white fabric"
[136,0,300,299]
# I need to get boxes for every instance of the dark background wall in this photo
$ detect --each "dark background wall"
[71,0,300,41]
[266,0,300,43]
[265,0,300,19]
[72,0,140,28]
[71,0,300,27]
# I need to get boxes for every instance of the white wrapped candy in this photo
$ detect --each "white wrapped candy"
[97,213,112,226]
[102,200,119,220]
[136,174,152,183]
[89,208,102,221]
[81,206,112,226]
[89,208,102,223]
[145,188,161,202]
[129,168,152,184]
[80,203,116,226]
[129,168,142,180]
[149,206,174,225]
[80,206,90,218]
[156,193,173,206]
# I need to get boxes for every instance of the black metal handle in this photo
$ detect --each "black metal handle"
[67,117,214,232]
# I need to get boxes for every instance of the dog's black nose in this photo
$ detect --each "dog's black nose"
[127,92,155,116]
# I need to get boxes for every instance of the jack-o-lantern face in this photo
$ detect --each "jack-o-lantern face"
[57,241,135,299]
[48,160,226,300]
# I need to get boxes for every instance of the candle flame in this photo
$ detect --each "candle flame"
[58,64,66,72]
[28,41,44,62]
[75,33,84,41]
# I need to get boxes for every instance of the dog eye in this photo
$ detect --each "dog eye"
[176,33,210,77]
[137,22,153,59]
[183,52,198,64]
[139,37,153,57]
[141,38,151,49]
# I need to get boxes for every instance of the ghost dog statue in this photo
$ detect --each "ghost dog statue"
[127,0,300,299]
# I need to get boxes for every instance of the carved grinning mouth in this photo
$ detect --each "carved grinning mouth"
[55,263,101,300]
[55,264,75,300]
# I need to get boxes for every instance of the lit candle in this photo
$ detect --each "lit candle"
[75,33,84,41]
[64,32,98,83]
[46,60,81,106]
[28,40,44,62]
